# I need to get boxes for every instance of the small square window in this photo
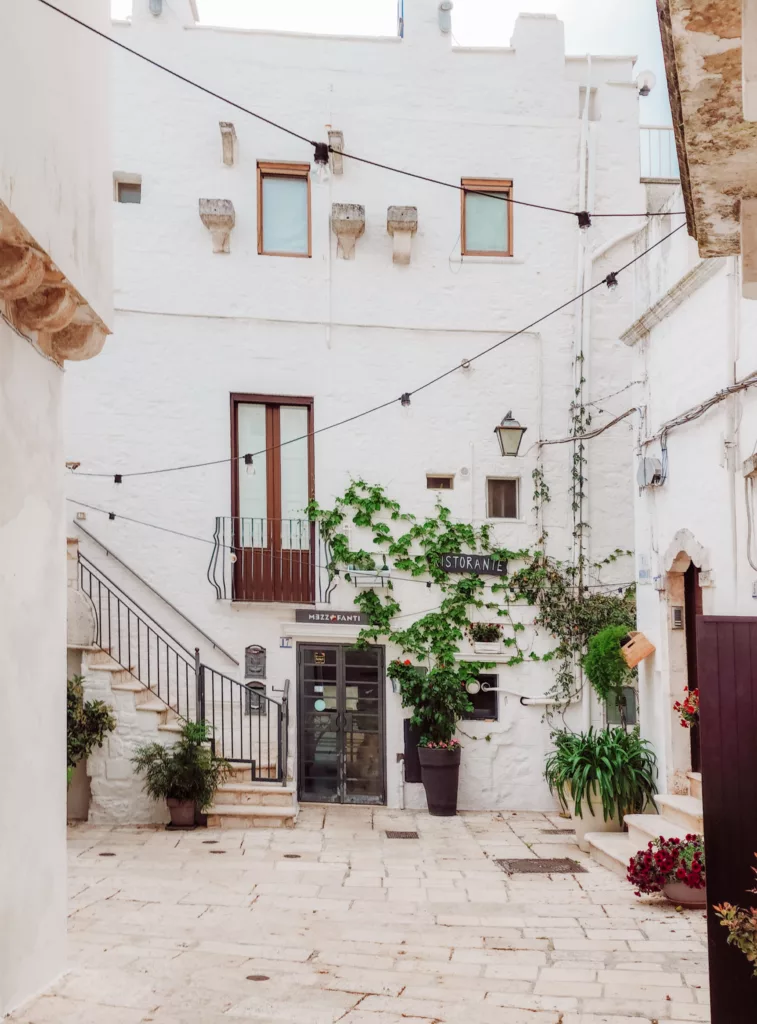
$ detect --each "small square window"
[606,686,637,727]
[257,162,311,257]
[426,474,454,490]
[461,178,513,256]
[463,674,498,720]
[115,180,141,204]
[487,479,518,519]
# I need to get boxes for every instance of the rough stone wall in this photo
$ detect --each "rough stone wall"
[82,660,171,825]
[658,0,757,255]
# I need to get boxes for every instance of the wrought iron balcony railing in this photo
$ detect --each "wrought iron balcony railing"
[207,517,335,603]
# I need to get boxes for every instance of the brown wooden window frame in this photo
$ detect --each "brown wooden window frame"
[461,177,514,257]
[231,393,315,521]
[256,161,312,258]
[426,474,454,490]
[230,393,315,603]
[486,477,519,520]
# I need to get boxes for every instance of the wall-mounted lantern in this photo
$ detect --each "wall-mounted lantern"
[494,411,527,457]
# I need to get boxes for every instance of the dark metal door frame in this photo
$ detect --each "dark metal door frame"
[296,643,386,805]
[697,615,757,1022]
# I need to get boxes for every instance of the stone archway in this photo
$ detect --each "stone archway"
[661,529,710,790]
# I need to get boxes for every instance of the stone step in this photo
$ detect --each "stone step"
[87,662,135,674]
[586,831,635,878]
[135,698,170,715]
[110,678,145,693]
[654,793,704,834]
[625,813,696,851]
[158,721,184,734]
[213,783,296,807]
[228,764,279,782]
[205,804,296,829]
[688,771,702,800]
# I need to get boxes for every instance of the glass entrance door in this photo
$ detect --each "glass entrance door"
[297,644,385,804]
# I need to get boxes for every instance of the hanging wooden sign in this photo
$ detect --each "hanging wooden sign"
[438,554,508,576]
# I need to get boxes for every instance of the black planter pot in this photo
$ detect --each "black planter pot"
[417,746,461,816]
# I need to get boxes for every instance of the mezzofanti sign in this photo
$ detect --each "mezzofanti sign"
[438,553,508,576]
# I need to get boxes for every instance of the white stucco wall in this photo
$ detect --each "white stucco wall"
[0,324,66,1015]
[628,191,757,791]
[0,1,112,1015]
[0,0,112,322]
[65,2,645,814]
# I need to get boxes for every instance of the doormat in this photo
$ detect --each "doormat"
[540,828,575,835]
[385,831,419,839]
[495,857,586,874]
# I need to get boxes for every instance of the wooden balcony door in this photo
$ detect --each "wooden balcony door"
[231,394,314,603]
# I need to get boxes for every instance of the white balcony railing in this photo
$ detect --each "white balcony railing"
[640,126,680,182]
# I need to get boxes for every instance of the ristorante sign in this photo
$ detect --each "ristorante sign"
[295,610,369,625]
[438,554,508,576]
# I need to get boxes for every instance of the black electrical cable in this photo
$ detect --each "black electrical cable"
[69,223,685,480]
[37,0,685,221]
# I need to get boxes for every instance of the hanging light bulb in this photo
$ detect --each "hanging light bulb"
[577,211,592,231]
[244,453,255,476]
[605,271,619,292]
[313,141,330,184]
[230,551,238,564]
[400,393,411,408]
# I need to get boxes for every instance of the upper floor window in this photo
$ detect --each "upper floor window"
[487,478,518,519]
[257,161,311,257]
[426,474,454,490]
[231,394,314,603]
[114,173,142,204]
[461,178,513,256]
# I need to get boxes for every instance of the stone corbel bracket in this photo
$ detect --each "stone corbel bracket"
[219,122,237,166]
[0,199,110,364]
[331,203,365,260]
[387,206,418,265]
[327,129,344,175]
[199,198,235,253]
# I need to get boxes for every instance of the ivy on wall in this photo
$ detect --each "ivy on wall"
[307,480,635,720]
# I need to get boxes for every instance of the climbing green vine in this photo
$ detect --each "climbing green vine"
[307,481,635,731]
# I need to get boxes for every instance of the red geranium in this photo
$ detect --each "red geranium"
[673,689,699,729]
[627,834,705,895]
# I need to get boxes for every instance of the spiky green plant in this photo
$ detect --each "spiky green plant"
[132,721,230,812]
[544,726,657,822]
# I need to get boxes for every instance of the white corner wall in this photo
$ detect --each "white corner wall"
[0,325,66,1016]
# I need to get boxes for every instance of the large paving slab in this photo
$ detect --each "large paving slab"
[11,809,709,1023]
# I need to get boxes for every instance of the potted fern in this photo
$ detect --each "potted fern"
[545,727,657,851]
[583,624,635,726]
[132,721,230,827]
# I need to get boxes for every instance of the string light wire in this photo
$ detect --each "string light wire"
[68,223,686,481]
[37,0,685,222]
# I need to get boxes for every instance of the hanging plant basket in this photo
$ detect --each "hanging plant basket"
[621,631,655,669]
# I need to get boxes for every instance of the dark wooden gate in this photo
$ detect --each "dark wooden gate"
[697,616,757,1021]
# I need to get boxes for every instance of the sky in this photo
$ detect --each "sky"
[111,0,670,124]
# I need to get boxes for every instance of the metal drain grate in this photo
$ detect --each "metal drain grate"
[540,828,575,836]
[495,857,586,874]
[386,831,419,839]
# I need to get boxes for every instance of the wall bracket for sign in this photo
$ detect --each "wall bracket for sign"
[438,554,508,576]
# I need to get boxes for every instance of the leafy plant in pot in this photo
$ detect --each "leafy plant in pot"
[389,658,480,816]
[628,834,706,908]
[465,621,502,654]
[544,727,657,851]
[67,674,116,788]
[583,624,635,726]
[715,855,757,975]
[132,721,231,827]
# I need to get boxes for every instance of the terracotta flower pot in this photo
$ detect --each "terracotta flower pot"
[418,745,461,817]
[663,881,707,909]
[166,798,195,827]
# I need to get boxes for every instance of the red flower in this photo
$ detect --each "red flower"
[403,659,411,666]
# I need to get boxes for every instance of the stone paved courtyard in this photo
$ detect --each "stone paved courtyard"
[13,808,710,1024]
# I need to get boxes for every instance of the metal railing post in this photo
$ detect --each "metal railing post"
[280,678,290,785]
[195,647,204,726]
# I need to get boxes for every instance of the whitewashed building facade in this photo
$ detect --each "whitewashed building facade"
[65,0,650,820]
[0,0,112,1014]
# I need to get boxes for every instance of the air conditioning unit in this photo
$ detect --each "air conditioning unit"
[637,456,663,489]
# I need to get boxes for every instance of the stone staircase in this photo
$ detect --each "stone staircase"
[206,764,297,829]
[587,772,703,877]
[79,648,297,827]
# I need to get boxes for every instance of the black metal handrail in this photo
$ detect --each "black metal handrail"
[200,668,288,781]
[79,551,289,780]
